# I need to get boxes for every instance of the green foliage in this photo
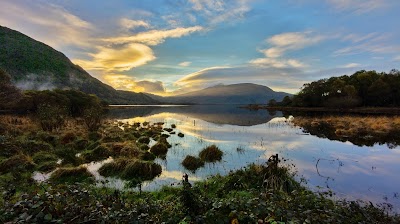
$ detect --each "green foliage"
[0,69,22,109]
[37,103,68,132]
[199,145,223,162]
[288,69,400,108]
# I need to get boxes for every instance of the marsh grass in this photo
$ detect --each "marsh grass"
[293,115,400,147]
[182,155,204,171]
[50,166,94,184]
[99,158,161,180]
[0,154,35,174]
[199,145,223,162]
[81,145,111,162]
[150,142,169,156]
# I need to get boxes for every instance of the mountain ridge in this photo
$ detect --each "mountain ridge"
[0,25,158,105]
[146,83,291,105]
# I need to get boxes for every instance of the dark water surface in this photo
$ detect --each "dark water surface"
[107,105,400,213]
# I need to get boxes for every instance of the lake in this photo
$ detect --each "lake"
[107,105,400,213]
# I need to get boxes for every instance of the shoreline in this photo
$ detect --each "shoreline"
[242,105,400,115]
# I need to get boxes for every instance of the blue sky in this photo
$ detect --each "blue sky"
[0,0,399,95]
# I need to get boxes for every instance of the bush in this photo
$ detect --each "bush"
[37,103,68,132]
[199,145,223,162]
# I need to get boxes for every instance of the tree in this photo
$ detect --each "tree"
[0,69,22,109]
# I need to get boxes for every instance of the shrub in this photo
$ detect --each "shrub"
[182,155,204,171]
[199,145,223,162]
[37,103,68,132]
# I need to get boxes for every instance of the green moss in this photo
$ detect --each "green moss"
[182,155,204,171]
[199,145,223,162]
[50,166,94,184]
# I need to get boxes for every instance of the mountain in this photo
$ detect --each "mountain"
[0,25,158,104]
[150,83,291,105]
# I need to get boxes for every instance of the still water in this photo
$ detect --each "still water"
[108,105,400,212]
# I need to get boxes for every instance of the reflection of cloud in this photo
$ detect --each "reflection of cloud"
[102,26,204,46]
[73,43,155,71]
[0,1,93,49]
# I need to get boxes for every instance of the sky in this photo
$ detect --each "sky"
[0,0,399,95]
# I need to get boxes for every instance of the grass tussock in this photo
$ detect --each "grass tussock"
[199,145,223,162]
[0,154,35,174]
[50,166,94,184]
[81,145,111,162]
[150,142,169,156]
[99,158,161,180]
[182,155,204,171]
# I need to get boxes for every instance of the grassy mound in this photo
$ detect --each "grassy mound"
[150,142,169,156]
[182,155,204,171]
[99,159,161,181]
[0,154,35,174]
[49,166,94,184]
[199,145,223,162]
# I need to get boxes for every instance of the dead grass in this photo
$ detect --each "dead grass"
[199,145,223,162]
[293,115,400,137]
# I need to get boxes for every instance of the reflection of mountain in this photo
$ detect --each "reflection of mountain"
[107,105,282,126]
[146,83,291,105]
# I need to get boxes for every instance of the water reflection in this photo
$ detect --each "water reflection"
[107,105,400,213]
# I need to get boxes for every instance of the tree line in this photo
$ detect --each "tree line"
[270,69,400,108]
[0,69,106,131]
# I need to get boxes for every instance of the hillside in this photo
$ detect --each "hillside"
[151,83,290,104]
[0,25,157,104]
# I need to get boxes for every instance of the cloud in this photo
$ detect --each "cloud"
[120,18,150,30]
[102,74,166,94]
[343,63,361,68]
[179,61,192,67]
[73,43,155,72]
[250,31,324,68]
[326,0,389,14]
[102,26,204,45]
[250,58,307,68]
[264,31,325,58]
[333,32,400,56]
[175,66,306,93]
[0,1,93,49]
[188,0,251,25]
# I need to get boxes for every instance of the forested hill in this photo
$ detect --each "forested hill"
[0,25,157,105]
[285,70,400,108]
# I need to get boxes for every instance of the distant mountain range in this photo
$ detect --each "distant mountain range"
[147,83,290,105]
[0,25,290,105]
[0,25,157,104]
